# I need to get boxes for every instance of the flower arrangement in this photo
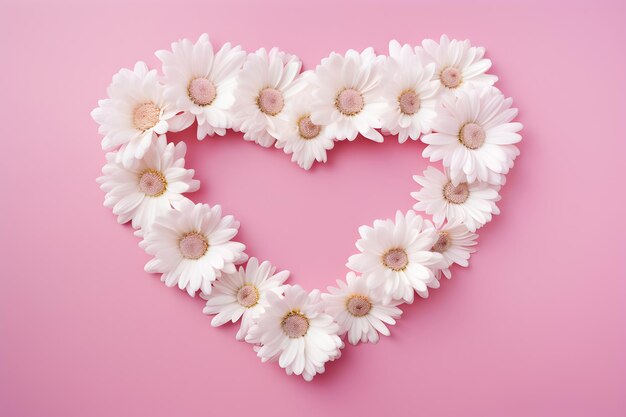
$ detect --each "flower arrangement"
[93,34,522,381]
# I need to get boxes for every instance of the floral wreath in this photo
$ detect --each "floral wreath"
[92,34,523,381]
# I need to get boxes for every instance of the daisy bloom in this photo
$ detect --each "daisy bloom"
[156,34,246,140]
[421,86,522,185]
[412,166,501,232]
[346,210,444,304]
[322,272,402,345]
[91,61,175,165]
[418,34,498,93]
[246,285,343,382]
[271,72,335,170]
[140,200,247,296]
[379,40,439,143]
[201,257,289,341]
[427,220,478,279]
[97,135,199,231]
[310,48,386,143]
[230,48,302,147]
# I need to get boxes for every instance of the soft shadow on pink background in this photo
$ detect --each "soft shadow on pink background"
[1,0,625,416]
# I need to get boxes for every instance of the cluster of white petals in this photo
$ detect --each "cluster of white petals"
[93,34,522,381]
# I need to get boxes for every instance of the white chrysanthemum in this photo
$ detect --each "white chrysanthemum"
[412,166,501,232]
[346,210,443,304]
[140,200,247,296]
[421,86,522,185]
[322,272,402,345]
[379,40,439,143]
[201,258,289,341]
[246,285,343,382]
[91,62,176,165]
[156,34,246,140]
[230,48,302,147]
[418,34,498,93]
[270,72,335,170]
[310,48,385,143]
[427,220,478,279]
[97,135,199,232]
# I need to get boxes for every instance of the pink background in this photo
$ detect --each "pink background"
[1,0,625,416]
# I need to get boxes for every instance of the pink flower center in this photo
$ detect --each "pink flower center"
[382,248,409,271]
[431,231,452,253]
[133,102,161,131]
[336,88,364,116]
[346,294,372,317]
[281,311,309,338]
[440,67,463,89]
[443,182,470,204]
[188,77,216,106]
[178,232,209,260]
[398,89,421,115]
[138,169,167,197]
[236,284,260,308]
[297,115,321,139]
[257,88,284,116]
[459,123,486,149]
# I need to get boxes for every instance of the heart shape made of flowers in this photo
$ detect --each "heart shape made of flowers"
[93,34,523,381]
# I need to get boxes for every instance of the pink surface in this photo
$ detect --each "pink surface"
[1,1,625,416]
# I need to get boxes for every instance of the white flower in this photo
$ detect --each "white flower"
[201,258,289,341]
[310,48,385,143]
[421,86,522,185]
[346,210,443,304]
[140,200,247,296]
[427,220,478,279]
[418,34,498,93]
[97,135,199,232]
[412,166,501,232]
[246,285,343,382]
[379,40,439,143]
[270,72,335,170]
[322,272,402,345]
[156,34,246,140]
[91,62,175,166]
[230,48,302,147]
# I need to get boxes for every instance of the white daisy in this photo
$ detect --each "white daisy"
[270,72,335,170]
[201,257,289,341]
[421,86,522,185]
[230,47,302,147]
[418,34,498,93]
[91,61,176,165]
[411,166,501,232]
[427,220,478,279]
[97,134,199,232]
[156,34,246,140]
[322,272,402,345]
[246,285,343,382]
[346,210,443,304]
[140,200,247,296]
[309,48,385,143]
[379,40,439,143]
